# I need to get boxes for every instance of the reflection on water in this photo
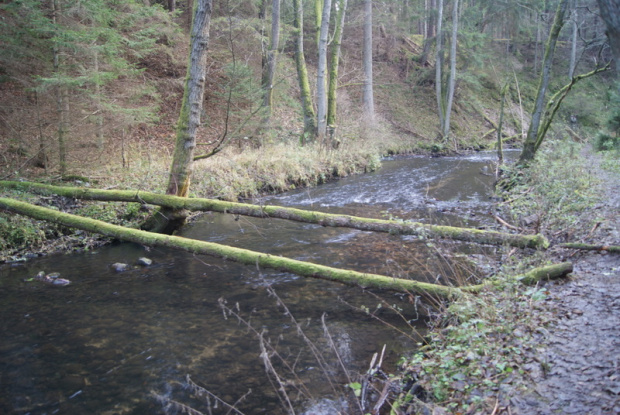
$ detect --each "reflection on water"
[0,152,506,414]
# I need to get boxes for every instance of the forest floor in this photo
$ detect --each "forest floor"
[508,148,620,414]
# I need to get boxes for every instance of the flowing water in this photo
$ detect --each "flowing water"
[0,152,507,414]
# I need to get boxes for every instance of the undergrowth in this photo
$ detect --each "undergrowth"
[497,139,602,241]
[395,279,554,414]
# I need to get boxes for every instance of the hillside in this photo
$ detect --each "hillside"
[0,0,612,190]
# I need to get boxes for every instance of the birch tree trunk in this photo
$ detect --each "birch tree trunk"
[316,0,332,140]
[293,0,317,143]
[362,0,375,122]
[145,0,212,233]
[518,0,568,165]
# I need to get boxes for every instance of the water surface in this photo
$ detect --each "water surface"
[0,152,505,414]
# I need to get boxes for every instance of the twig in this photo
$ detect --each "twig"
[493,214,523,232]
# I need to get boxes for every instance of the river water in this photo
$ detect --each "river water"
[0,152,505,414]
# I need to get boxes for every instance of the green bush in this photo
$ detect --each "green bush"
[0,215,47,251]
[594,132,620,152]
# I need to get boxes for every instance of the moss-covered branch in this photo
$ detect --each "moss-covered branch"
[0,181,549,249]
[0,197,571,298]
[462,262,573,293]
[557,243,620,253]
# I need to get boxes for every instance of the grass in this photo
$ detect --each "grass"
[498,139,603,241]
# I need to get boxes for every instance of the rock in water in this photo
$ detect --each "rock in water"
[111,263,129,272]
[137,257,153,266]
[31,271,70,286]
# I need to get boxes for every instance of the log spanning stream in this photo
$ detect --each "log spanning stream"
[0,152,511,414]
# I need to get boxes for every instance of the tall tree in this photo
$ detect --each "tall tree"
[444,0,459,144]
[326,0,348,144]
[435,0,459,145]
[293,0,317,143]
[260,0,281,129]
[316,0,333,140]
[596,0,620,77]
[435,0,445,137]
[518,0,569,164]
[363,0,375,122]
[146,0,213,233]
[51,0,68,177]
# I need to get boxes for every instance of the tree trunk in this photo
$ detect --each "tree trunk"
[293,0,317,143]
[0,197,571,298]
[596,0,620,77]
[316,0,332,140]
[362,0,375,122]
[0,181,550,250]
[568,8,578,80]
[52,0,68,177]
[326,0,347,145]
[435,0,445,134]
[518,0,568,165]
[93,48,105,149]
[497,82,509,166]
[534,63,610,152]
[443,0,459,146]
[260,0,281,129]
[146,0,212,234]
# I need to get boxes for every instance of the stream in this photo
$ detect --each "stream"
[0,152,507,414]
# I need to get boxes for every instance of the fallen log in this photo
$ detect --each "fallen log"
[557,243,620,253]
[462,261,573,293]
[0,181,549,249]
[0,197,571,298]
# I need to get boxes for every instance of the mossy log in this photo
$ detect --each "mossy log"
[0,181,549,249]
[0,196,459,298]
[557,243,620,253]
[462,262,573,293]
[0,197,571,298]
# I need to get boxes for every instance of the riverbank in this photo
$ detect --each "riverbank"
[0,127,401,262]
[392,141,620,414]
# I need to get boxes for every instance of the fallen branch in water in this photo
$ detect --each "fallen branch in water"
[0,197,572,298]
[0,181,549,249]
